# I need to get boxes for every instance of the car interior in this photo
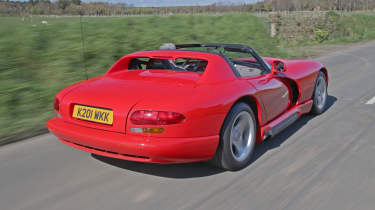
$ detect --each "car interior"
[176,47,265,77]
[128,44,266,77]
[128,57,208,73]
[231,60,264,77]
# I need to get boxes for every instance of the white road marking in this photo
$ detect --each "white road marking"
[366,96,375,105]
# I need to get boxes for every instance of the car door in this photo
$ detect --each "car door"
[247,73,291,124]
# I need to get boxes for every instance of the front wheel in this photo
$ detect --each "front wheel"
[210,103,257,171]
[310,71,328,115]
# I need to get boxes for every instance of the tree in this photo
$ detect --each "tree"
[71,0,81,5]
[56,0,70,10]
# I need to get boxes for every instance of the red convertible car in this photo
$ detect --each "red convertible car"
[47,43,328,170]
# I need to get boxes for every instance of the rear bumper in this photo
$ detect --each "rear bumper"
[46,118,219,163]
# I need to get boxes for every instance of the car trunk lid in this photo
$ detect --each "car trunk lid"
[60,70,200,133]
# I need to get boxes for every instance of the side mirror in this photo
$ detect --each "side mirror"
[272,60,287,73]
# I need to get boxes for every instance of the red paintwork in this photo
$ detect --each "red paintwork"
[46,50,328,164]
[47,117,218,163]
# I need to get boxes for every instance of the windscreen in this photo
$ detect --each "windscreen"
[128,57,208,73]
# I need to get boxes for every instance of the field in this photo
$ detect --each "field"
[1,12,375,144]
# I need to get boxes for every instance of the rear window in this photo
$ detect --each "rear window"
[128,57,208,73]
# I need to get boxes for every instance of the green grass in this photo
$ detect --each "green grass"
[327,13,375,44]
[1,12,375,144]
[0,14,286,144]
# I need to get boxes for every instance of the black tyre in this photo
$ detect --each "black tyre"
[210,102,257,171]
[310,71,328,114]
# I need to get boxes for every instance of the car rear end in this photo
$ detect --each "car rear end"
[46,52,227,163]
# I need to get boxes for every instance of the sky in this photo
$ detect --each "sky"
[87,0,261,7]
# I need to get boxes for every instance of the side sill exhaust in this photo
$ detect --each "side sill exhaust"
[263,113,299,140]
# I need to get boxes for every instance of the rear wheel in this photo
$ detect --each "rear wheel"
[310,71,328,114]
[210,102,257,171]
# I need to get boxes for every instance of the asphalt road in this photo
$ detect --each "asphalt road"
[1,41,375,210]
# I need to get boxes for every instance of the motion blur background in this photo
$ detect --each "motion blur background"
[1,0,375,144]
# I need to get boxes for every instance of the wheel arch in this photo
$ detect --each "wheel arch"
[320,67,329,85]
[226,95,263,143]
[218,95,262,145]
[219,96,261,134]
[235,95,260,123]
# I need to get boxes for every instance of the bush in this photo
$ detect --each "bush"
[315,28,330,43]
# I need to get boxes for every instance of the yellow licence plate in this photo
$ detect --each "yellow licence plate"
[72,105,113,125]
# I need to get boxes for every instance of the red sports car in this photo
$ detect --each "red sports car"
[47,43,328,170]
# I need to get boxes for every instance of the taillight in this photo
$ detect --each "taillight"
[54,98,60,112]
[130,110,185,125]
